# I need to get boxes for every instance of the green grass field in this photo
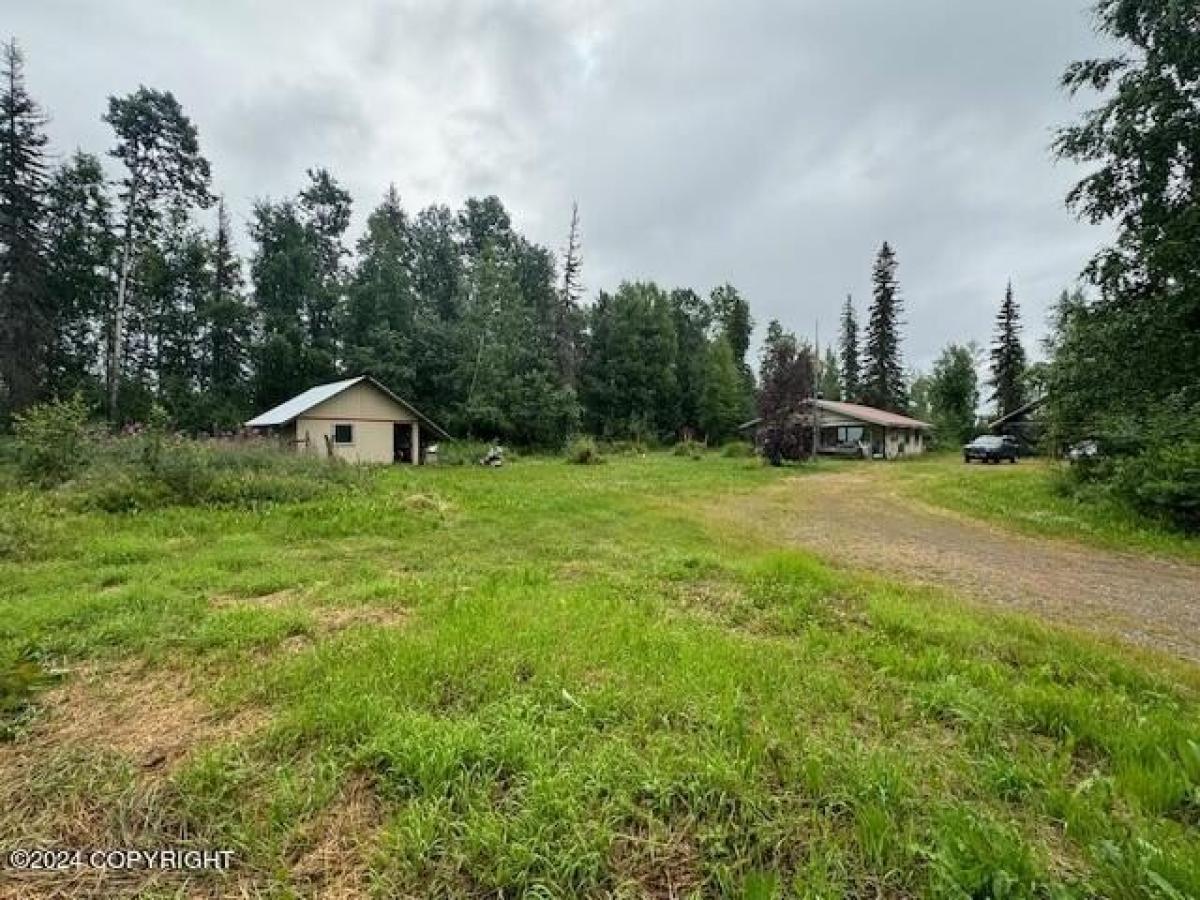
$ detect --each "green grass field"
[2,453,1199,898]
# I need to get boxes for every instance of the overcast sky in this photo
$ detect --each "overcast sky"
[12,0,1111,371]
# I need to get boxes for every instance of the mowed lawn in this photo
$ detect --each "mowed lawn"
[1,454,1199,898]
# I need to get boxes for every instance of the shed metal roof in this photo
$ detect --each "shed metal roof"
[245,376,451,438]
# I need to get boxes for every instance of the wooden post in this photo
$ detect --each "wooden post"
[411,421,420,465]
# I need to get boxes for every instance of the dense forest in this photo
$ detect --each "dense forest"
[0,40,760,447]
[0,35,1037,453]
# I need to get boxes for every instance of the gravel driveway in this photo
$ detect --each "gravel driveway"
[722,469,1200,662]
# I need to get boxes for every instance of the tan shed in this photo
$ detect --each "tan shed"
[245,376,450,464]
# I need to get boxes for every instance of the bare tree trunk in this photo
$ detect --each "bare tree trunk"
[108,176,138,421]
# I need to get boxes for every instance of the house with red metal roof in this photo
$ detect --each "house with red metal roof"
[739,399,933,460]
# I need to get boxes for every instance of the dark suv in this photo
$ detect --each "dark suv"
[963,435,1019,464]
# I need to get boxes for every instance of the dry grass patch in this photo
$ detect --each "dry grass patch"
[0,663,270,899]
[288,773,386,900]
[0,662,265,774]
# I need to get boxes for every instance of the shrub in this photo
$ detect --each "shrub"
[12,395,91,485]
[1111,439,1200,532]
[721,441,755,458]
[68,438,365,512]
[673,438,705,460]
[565,436,604,465]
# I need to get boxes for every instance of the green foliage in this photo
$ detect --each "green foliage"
[1049,1,1200,531]
[721,440,755,458]
[698,337,746,443]
[861,242,907,413]
[565,435,604,465]
[1110,439,1200,532]
[12,395,90,485]
[819,345,841,401]
[580,282,679,440]
[929,343,980,446]
[0,39,51,418]
[0,652,51,740]
[103,84,213,419]
[989,282,1027,420]
[894,454,1200,561]
[672,437,705,459]
[839,294,860,402]
[756,321,815,464]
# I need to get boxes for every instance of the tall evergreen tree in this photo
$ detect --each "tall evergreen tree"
[297,167,350,380]
[103,86,212,420]
[989,281,1027,418]
[139,203,210,421]
[408,203,464,422]
[669,287,712,437]
[861,242,906,412]
[199,198,252,427]
[344,185,416,395]
[44,152,115,400]
[250,198,317,408]
[838,294,859,402]
[819,346,841,400]
[0,38,50,415]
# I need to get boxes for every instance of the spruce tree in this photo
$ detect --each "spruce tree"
[44,152,116,399]
[861,242,906,412]
[249,199,316,408]
[820,346,841,400]
[344,185,416,395]
[838,294,859,402]
[0,38,50,415]
[297,167,350,382]
[989,280,1027,418]
[669,287,712,437]
[200,198,252,427]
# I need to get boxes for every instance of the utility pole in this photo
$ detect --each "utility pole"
[812,318,820,461]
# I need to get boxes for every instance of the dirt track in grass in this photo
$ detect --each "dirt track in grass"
[714,468,1200,661]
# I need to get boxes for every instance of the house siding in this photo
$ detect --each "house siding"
[292,381,418,464]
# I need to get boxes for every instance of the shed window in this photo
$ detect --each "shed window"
[333,423,354,445]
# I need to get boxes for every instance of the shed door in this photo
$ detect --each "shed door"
[393,423,412,463]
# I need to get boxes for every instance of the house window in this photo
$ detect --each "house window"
[333,423,354,445]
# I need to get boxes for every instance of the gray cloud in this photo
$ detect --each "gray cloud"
[11,0,1111,370]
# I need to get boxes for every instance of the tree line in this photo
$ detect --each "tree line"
[0,39,756,446]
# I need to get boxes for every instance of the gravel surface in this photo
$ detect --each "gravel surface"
[722,469,1200,661]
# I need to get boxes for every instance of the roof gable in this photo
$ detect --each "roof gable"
[245,376,450,438]
[815,400,932,429]
[245,377,364,427]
